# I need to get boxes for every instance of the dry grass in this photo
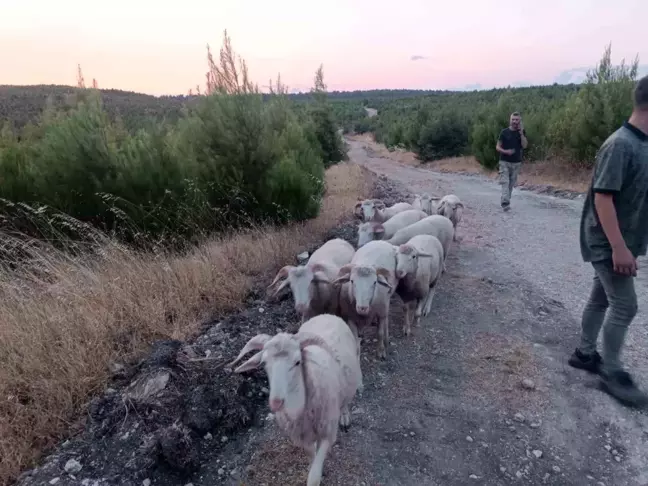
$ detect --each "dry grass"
[0,162,372,486]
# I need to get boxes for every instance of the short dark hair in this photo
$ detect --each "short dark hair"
[634,75,648,110]
[510,111,520,117]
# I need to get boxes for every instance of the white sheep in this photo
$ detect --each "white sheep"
[412,193,438,215]
[229,313,362,486]
[394,235,445,336]
[268,238,355,323]
[386,214,454,273]
[354,199,414,223]
[436,194,464,240]
[356,209,427,248]
[333,240,398,360]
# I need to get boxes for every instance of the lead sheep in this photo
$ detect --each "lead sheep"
[395,234,445,336]
[268,238,355,323]
[334,240,398,360]
[229,314,362,486]
[354,199,414,223]
[356,209,427,248]
[386,214,454,272]
[436,194,464,240]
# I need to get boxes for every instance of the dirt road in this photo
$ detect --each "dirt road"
[229,139,648,486]
[17,139,648,486]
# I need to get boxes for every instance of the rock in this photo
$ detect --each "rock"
[143,480,151,486]
[124,369,170,402]
[516,471,523,478]
[64,458,83,474]
[218,468,225,475]
[500,467,507,473]
[614,456,621,462]
[258,307,265,314]
[552,466,561,473]
[297,251,309,262]
[466,436,474,442]
[513,413,525,423]
[611,449,618,455]
[532,450,543,459]
[604,445,612,451]
[521,379,536,390]
[469,474,479,479]
[530,422,541,429]
[49,479,60,485]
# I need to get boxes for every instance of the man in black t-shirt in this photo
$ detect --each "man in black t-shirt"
[496,112,528,211]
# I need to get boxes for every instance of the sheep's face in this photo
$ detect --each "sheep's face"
[263,334,306,419]
[420,195,433,214]
[344,265,392,316]
[360,201,376,221]
[395,245,418,279]
[287,266,317,315]
[357,222,385,248]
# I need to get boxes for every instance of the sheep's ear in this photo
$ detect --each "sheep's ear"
[233,351,264,373]
[375,267,393,290]
[417,252,435,258]
[333,264,353,284]
[375,201,386,210]
[373,223,386,236]
[309,262,328,275]
[228,334,271,368]
[455,202,464,209]
[268,266,294,292]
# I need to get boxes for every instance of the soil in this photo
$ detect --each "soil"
[15,140,648,486]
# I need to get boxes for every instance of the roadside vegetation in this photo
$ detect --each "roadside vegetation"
[0,31,368,485]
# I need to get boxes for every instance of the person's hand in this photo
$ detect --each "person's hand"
[612,245,638,276]
[506,149,515,155]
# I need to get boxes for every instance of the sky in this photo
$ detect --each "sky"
[1,0,647,96]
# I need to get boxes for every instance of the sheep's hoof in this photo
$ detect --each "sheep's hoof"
[403,326,411,336]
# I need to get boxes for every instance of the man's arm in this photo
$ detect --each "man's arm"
[520,129,528,149]
[591,139,636,275]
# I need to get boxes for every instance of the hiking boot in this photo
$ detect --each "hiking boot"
[568,348,602,374]
[600,370,648,408]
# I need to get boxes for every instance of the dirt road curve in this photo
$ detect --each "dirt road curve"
[231,139,648,486]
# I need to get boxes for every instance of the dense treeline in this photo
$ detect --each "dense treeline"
[0,32,345,248]
[336,45,640,169]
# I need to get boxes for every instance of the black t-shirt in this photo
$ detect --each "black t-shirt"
[498,127,526,163]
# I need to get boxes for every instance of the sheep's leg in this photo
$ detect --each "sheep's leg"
[305,442,317,460]
[307,439,332,486]
[403,301,415,336]
[339,404,351,431]
[422,282,438,318]
[414,297,426,327]
[347,320,361,362]
[377,315,389,359]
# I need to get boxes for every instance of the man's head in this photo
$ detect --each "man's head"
[633,75,648,113]
[510,112,521,130]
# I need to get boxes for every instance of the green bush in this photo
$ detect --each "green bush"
[413,110,470,161]
[0,88,330,245]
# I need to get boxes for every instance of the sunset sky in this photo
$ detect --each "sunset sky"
[1,0,646,96]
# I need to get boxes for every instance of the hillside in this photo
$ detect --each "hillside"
[0,85,191,132]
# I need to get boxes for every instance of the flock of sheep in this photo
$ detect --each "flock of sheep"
[228,193,464,486]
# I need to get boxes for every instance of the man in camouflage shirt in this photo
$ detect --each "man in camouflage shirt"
[569,75,648,407]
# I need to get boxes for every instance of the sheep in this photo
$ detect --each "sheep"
[394,235,445,336]
[354,199,414,223]
[356,209,428,248]
[229,314,362,486]
[268,238,355,323]
[412,193,438,215]
[436,194,464,240]
[333,240,398,360]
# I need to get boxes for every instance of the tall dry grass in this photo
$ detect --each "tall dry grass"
[0,162,371,485]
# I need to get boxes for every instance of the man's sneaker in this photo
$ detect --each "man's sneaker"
[502,204,511,212]
[600,370,648,408]
[568,348,602,374]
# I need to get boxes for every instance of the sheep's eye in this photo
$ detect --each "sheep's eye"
[294,360,301,367]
